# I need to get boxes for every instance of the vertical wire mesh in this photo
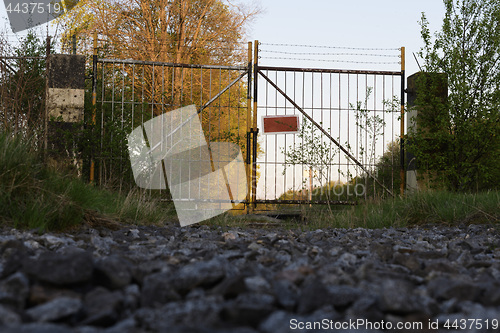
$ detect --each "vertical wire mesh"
[94,59,249,205]
[255,67,402,204]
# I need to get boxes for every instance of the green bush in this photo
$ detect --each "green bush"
[0,130,174,231]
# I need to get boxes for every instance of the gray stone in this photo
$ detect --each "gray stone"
[0,304,21,326]
[428,276,482,301]
[22,248,94,285]
[244,275,271,293]
[338,252,357,267]
[371,242,393,262]
[171,258,227,293]
[103,318,138,333]
[271,279,298,311]
[40,234,76,250]
[297,278,331,314]
[326,285,362,308]
[94,255,132,289]
[259,311,296,333]
[28,283,81,306]
[0,240,30,279]
[392,252,422,273]
[140,271,181,307]
[379,279,421,314]
[26,296,82,322]
[346,295,384,323]
[480,282,500,306]
[137,295,224,330]
[260,307,341,333]
[221,293,276,328]
[210,275,248,299]
[0,272,30,311]
[423,258,459,275]
[0,323,74,333]
[82,287,123,327]
[122,284,140,311]
[0,220,499,332]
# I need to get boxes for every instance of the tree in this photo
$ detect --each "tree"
[281,120,338,196]
[58,0,258,62]
[417,0,500,191]
[356,140,401,198]
[0,30,47,139]
[56,0,260,187]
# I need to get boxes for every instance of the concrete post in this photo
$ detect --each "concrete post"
[46,54,86,176]
[406,72,448,192]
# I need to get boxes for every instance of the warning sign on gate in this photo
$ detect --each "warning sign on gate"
[262,115,300,134]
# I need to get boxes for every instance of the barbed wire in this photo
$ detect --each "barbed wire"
[259,56,400,65]
[259,50,399,58]
[256,42,402,66]
[259,42,401,51]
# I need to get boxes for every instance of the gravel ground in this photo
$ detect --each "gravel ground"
[1,221,500,332]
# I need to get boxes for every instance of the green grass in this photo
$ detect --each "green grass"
[1,130,498,232]
[204,190,499,230]
[0,131,174,231]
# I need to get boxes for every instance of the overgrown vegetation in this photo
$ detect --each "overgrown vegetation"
[318,190,499,229]
[1,1,498,231]
[0,30,47,138]
[206,190,499,230]
[0,131,174,231]
[415,0,500,191]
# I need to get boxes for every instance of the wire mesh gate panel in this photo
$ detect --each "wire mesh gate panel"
[90,58,251,207]
[88,43,405,211]
[254,63,404,205]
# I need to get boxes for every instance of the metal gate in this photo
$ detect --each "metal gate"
[89,47,253,209]
[88,41,405,210]
[251,42,405,206]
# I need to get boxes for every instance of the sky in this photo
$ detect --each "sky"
[246,1,448,199]
[247,0,447,77]
[0,0,446,76]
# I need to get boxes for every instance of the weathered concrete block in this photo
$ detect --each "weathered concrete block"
[48,54,85,90]
[47,54,85,124]
[47,88,85,122]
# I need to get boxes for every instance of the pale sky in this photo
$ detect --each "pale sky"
[248,0,446,76]
[247,1,448,199]
[0,0,447,75]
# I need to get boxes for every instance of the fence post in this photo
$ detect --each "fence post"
[251,40,259,209]
[44,36,51,158]
[406,71,448,192]
[400,46,406,197]
[90,31,97,184]
[246,41,252,214]
[46,53,86,176]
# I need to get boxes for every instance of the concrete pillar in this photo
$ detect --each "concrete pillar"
[46,54,85,175]
[406,72,448,192]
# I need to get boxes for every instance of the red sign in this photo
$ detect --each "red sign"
[262,115,300,134]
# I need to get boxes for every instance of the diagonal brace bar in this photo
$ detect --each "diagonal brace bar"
[258,70,394,197]
[199,71,248,113]
[138,71,248,158]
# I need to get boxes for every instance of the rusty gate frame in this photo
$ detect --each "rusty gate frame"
[88,39,406,212]
[248,42,406,207]
[89,41,255,210]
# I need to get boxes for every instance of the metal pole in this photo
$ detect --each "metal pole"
[251,40,259,209]
[44,36,51,159]
[246,41,252,213]
[90,31,97,184]
[400,46,406,197]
